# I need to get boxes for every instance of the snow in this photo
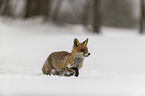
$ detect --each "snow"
[0,18,145,96]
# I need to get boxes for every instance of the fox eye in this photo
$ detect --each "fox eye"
[80,49,84,52]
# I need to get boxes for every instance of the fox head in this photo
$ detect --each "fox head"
[72,38,90,57]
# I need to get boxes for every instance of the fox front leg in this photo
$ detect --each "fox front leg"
[64,73,74,77]
[64,67,79,77]
[63,67,75,77]
[71,67,79,77]
[65,67,75,73]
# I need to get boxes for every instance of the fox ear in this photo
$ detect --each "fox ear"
[83,38,88,45]
[74,38,79,47]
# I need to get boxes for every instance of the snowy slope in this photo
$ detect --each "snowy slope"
[0,18,145,96]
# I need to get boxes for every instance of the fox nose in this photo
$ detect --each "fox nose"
[88,53,91,56]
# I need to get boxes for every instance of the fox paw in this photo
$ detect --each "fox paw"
[70,67,79,77]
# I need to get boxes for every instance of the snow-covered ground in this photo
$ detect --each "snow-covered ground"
[0,18,145,96]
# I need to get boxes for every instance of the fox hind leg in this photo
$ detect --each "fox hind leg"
[42,64,46,74]
[51,69,60,75]
[42,61,52,76]
[46,64,52,75]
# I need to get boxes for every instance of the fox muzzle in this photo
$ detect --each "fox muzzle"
[84,53,90,57]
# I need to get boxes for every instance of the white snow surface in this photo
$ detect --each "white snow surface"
[0,18,145,96]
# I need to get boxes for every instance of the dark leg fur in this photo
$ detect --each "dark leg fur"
[64,67,79,77]
[71,67,79,77]
[64,73,74,77]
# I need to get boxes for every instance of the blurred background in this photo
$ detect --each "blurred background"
[0,0,144,34]
[0,1,145,96]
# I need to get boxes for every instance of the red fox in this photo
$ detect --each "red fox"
[42,38,90,77]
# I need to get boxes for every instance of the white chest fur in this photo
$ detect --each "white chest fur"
[74,57,84,69]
